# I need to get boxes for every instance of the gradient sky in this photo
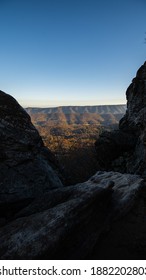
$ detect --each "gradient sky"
[0,0,146,107]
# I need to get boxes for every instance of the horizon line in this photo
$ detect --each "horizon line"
[24,103,126,109]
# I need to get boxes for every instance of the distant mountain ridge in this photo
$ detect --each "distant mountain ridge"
[26,104,126,126]
[26,104,126,114]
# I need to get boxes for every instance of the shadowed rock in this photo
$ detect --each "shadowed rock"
[0,90,62,213]
[0,171,143,259]
[95,61,146,175]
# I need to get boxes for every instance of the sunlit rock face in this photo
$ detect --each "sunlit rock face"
[0,90,62,209]
[95,62,146,176]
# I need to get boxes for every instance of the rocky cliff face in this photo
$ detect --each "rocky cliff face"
[95,61,146,175]
[120,62,146,133]
[0,90,62,217]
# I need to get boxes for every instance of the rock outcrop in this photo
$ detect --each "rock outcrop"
[0,90,62,217]
[95,61,146,175]
[0,171,143,259]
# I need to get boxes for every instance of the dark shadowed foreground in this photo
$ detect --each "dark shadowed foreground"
[0,62,146,259]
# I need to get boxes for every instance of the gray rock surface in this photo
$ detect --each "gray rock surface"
[0,171,143,259]
[0,90,62,212]
[119,62,146,133]
[95,61,146,175]
[119,61,146,175]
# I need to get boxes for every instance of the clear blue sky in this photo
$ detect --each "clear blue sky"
[0,0,146,107]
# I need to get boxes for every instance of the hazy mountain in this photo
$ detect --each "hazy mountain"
[26,104,126,126]
[26,104,126,114]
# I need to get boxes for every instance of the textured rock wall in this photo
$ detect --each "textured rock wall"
[95,61,146,176]
[0,91,62,212]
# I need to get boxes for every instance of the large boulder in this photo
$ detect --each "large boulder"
[0,171,143,259]
[0,90,62,212]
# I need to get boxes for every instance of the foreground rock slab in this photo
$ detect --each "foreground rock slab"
[0,171,143,259]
